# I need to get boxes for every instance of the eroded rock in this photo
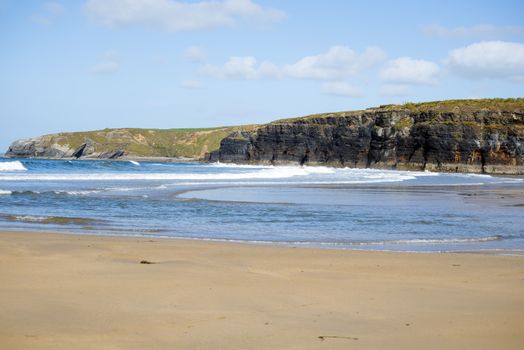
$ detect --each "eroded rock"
[209,106,524,174]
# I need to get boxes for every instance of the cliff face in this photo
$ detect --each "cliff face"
[5,126,253,160]
[209,99,524,174]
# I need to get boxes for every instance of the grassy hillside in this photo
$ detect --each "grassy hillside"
[50,126,257,158]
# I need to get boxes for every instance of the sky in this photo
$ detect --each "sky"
[1,0,523,151]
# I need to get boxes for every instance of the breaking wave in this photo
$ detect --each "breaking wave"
[0,214,99,225]
[0,161,27,171]
[0,166,422,183]
[0,166,336,181]
[193,235,506,247]
[0,161,518,187]
[342,235,505,245]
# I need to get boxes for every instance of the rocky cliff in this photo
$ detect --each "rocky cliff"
[5,126,254,160]
[6,99,524,174]
[208,99,524,174]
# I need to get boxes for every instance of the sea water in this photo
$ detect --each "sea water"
[0,157,523,252]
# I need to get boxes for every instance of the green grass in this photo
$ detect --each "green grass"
[394,116,414,128]
[271,98,524,124]
[397,98,524,112]
[50,125,258,158]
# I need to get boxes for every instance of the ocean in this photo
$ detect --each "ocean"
[0,157,523,252]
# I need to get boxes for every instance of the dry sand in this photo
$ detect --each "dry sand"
[1,230,523,350]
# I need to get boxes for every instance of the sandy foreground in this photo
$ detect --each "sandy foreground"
[0,231,523,350]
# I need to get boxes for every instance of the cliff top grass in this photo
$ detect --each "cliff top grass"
[272,98,524,123]
[385,98,524,112]
[48,125,258,158]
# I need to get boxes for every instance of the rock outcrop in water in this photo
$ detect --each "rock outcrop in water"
[208,99,524,174]
[6,136,125,159]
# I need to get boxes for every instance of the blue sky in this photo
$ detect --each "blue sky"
[1,0,523,151]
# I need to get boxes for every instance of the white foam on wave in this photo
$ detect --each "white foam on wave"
[220,235,505,247]
[0,166,335,181]
[0,161,27,171]
[106,234,505,249]
[173,179,415,186]
[358,235,504,245]
[12,215,47,222]
[210,162,338,173]
[128,160,140,166]
[208,162,272,169]
[0,163,519,186]
[5,185,169,196]
[49,188,147,195]
[7,189,100,196]
[58,190,101,195]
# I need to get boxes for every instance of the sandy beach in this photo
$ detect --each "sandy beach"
[0,231,523,350]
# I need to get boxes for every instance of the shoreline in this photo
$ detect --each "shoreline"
[5,228,524,254]
[3,156,524,176]
[1,227,523,254]
[1,230,523,349]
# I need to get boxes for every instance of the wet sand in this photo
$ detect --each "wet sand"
[1,230,523,349]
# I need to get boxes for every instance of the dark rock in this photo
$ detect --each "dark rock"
[209,108,524,174]
[4,135,125,160]
[140,260,155,264]
[71,139,95,158]
[99,150,125,159]
[5,136,72,158]
[5,139,37,158]
[208,131,253,162]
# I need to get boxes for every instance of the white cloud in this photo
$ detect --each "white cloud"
[201,46,386,82]
[201,56,280,80]
[283,46,386,80]
[202,56,258,79]
[85,0,286,32]
[446,41,524,81]
[423,24,524,38]
[180,80,203,89]
[380,57,440,85]
[379,84,412,97]
[91,50,119,74]
[320,82,363,97]
[184,46,208,63]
